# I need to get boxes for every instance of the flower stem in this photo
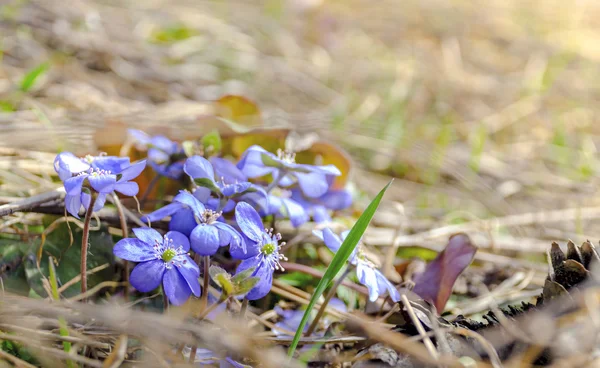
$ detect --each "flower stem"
[112,193,130,301]
[198,295,228,320]
[240,297,249,318]
[305,267,352,336]
[200,256,210,312]
[80,193,98,300]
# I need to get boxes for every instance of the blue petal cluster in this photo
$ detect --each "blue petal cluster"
[128,129,185,179]
[54,152,146,218]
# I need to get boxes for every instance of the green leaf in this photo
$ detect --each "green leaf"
[237,277,259,294]
[287,180,393,357]
[20,62,49,92]
[231,266,255,283]
[202,130,222,154]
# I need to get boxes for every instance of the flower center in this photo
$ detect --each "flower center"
[277,149,296,164]
[356,246,377,268]
[257,228,288,271]
[84,155,95,164]
[153,236,189,269]
[162,248,177,262]
[200,209,222,225]
[88,168,111,177]
[261,242,276,255]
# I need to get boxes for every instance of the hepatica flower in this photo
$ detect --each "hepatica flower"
[237,145,341,198]
[142,187,220,237]
[185,156,264,199]
[54,152,146,218]
[152,191,243,256]
[233,202,287,300]
[113,228,200,305]
[128,129,185,180]
[291,188,352,224]
[314,228,400,302]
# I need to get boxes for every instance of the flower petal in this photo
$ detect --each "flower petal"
[130,260,165,292]
[150,135,178,155]
[320,189,352,210]
[114,181,139,196]
[312,205,331,223]
[190,225,220,256]
[64,175,86,196]
[237,145,276,178]
[142,202,184,223]
[92,156,130,174]
[93,193,107,212]
[317,228,343,253]
[163,267,192,305]
[280,198,309,227]
[235,202,265,242]
[374,268,400,302]
[213,221,243,248]
[54,152,90,180]
[210,157,247,183]
[132,227,163,245]
[128,129,152,147]
[356,263,379,302]
[176,255,201,297]
[295,171,329,198]
[184,156,215,180]
[65,194,82,218]
[243,261,273,301]
[165,231,190,252]
[229,233,257,260]
[169,208,197,237]
[113,238,156,262]
[193,187,212,204]
[118,160,147,181]
[88,173,117,193]
[174,191,206,217]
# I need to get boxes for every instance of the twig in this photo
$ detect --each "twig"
[0,188,64,217]
[400,294,439,362]
[67,281,126,302]
[112,193,130,300]
[305,267,351,336]
[56,263,110,294]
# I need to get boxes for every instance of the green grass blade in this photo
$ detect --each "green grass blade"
[287,180,393,357]
[20,62,49,92]
[48,257,76,368]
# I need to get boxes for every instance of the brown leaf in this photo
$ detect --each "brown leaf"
[411,233,477,313]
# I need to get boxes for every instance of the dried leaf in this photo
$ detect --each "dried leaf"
[412,233,477,312]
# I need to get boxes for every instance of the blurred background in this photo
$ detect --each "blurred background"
[3,0,600,276]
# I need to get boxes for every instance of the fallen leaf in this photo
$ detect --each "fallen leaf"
[412,233,477,313]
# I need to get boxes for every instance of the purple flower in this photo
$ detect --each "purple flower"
[241,189,308,228]
[160,191,243,256]
[193,348,245,367]
[273,298,347,337]
[233,202,287,300]
[142,187,221,237]
[313,228,400,303]
[185,156,264,199]
[113,228,200,305]
[236,145,341,198]
[128,129,185,180]
[291,188,352,223]
[54,152,146,218]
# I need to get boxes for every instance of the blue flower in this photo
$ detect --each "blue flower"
[242,190,308,228]
[54,152,146,218]
[142,187,220,237]
[128,129,185,180]
[236,145,341,198]
[113,228,200,305]
[313,228,400,302]
[290,188,352,223]
[150,190,243,256]
[273,298,347,337]
[185,156,264,199]
[192,348,246,367]
[232,202,287,300]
